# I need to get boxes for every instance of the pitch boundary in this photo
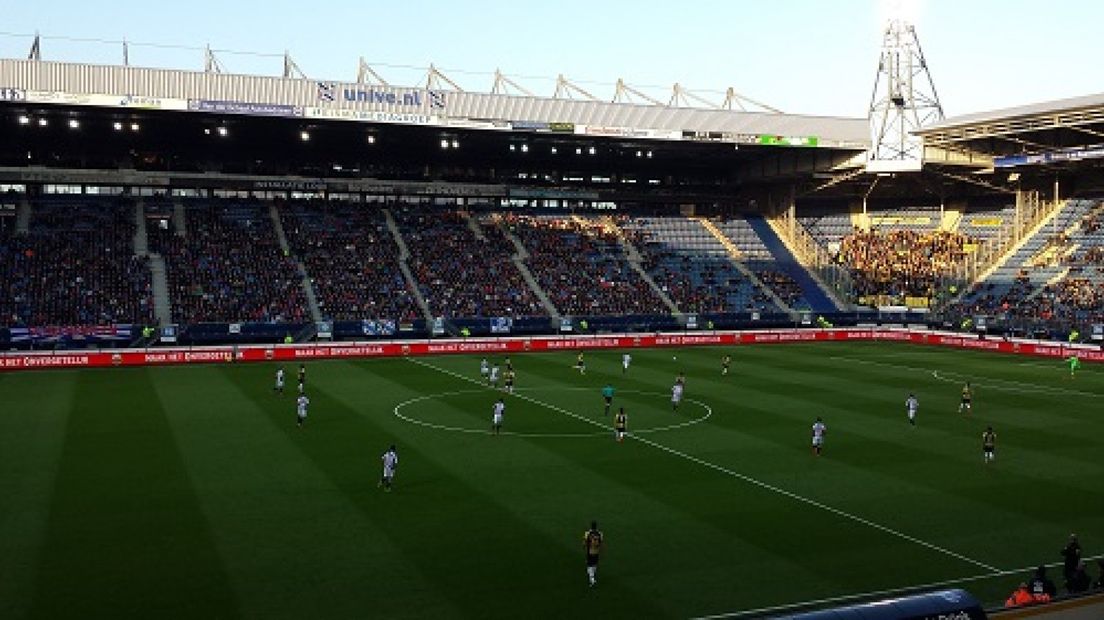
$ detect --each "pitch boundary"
[689,553,1104,619]
[407,357,999,574]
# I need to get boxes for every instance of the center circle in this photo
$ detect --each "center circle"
[393,387,712,438]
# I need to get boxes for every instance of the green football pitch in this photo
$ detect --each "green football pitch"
[2,342,1101,619]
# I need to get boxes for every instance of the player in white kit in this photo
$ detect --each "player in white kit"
[905,393,919,427]
[274,367,285,394]
[812,417,826,456]
[296,394,310,428]
[492,398,506,435]
[488,364,500,388]
[671,381,684,412]
[380,445,399,491]
[479,358,489,380]
[621,353,632,374]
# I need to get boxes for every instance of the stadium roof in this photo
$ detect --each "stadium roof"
[916,92,1104,148]
[0,58,870,149]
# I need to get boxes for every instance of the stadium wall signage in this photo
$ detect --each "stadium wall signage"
[2,328,1102,372]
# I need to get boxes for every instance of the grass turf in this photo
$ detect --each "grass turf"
[1,341,1101,618]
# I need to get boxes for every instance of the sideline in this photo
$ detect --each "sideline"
[689,553,1104,619]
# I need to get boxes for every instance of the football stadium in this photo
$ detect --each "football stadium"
[1,10,1103,620]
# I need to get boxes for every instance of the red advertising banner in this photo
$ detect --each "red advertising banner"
[2,328,1102,372]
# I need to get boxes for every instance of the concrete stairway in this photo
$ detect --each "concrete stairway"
[15,198,31,233]
[133,200,149,255]
[602,216,681,315]
[131,199,172,326]
[148,254,173,326]
[463,211,487,241]
[495,218,560,319]
[172,200,187,237]
[383,209,434,323]
[756,215,842,312]
[696,217,792,313]
[268,201,322,323]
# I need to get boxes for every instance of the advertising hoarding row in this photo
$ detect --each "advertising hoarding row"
[3,328,1102,372]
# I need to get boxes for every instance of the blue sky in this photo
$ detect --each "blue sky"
[2,0,1102,119]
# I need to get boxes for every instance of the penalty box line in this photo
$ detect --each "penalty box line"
[407,357,999,574]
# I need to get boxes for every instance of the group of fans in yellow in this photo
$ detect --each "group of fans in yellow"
[266,348,1091,588]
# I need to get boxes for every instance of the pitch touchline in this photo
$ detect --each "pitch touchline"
[407,357,999,573]
[689,552,1104,619]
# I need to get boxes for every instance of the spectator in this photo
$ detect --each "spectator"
[1028,565,1056,601]
[1004,582,1035,608]
[395,209,544,319]
[1094,559,1104,590]
[1061,534,1082,580]
[1066,561,1091,594]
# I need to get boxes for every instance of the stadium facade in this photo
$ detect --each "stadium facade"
[1,49,1103,348]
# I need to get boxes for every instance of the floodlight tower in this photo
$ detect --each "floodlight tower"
[866,19,944,171]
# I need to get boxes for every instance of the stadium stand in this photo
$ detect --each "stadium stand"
[0,197,153,327]
[392,208,545,319]
[839,228,976,301]
[619,216,775,313]
[151,199,308,324]
[953,199,1102,321]
[714,215,814,309]
[505,214,671,316]
[279,200,421,322]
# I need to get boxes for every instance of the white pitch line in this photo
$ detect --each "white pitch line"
[831,355,1100,398]
[689,553,1104,620]
[407,357,999,574]
[391,387,712,438]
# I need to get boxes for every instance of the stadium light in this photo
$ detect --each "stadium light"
[17,115,29,125]
[366,134,376,144]
[300,131,311,142]
[588,146,596,155]
[217,126,228,137]
[520,144,528,153]
[204,128,211,135]
[509,144,516,152]
[451,139,459,149]
[646,150,653,158]
[113,121,123,131]
[635,150,642,158]
[67,119,80,129]
[37,118,48,127]
[550,146,558,154]
[130,122,140,132]
[440,139,449,149]
[575,147,582,155]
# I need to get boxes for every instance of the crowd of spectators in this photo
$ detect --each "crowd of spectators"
[506,215,670,316]
[395,209,544,319]
[280,200,420,322]
[0,200,153,327]
[755,269,805,308]
[838,229,975,300]
[638,251,747,314]
[154,200,307,324]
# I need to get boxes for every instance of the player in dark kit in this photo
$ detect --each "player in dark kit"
[614,408,627,442]
[583,521,603,587]
[982,426,996,463]
[722,355,731,376]
[959,382,972,413]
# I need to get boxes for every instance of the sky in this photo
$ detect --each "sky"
[2,0,1102,119]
